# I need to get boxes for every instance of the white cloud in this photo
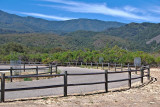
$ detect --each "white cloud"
[124,6,141,13]
[41,0,159,22]
[123,6,147,15]
[19,12,73,20]
[149,6,160,14]
[41,0,84,6]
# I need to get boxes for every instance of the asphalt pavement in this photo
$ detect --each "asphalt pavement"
[2,66,140,100]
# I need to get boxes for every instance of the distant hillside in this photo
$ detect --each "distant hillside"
[104,22,160,41]
[0,31,158,52]
[64,30,153,51]
[146,35,160,44]
[0,10,125,34]
[0,33,137,51]
[54,19,125,32]
[103,22,160,51]
[0,28,19,34]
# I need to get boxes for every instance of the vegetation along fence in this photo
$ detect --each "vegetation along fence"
[0,63,150,102]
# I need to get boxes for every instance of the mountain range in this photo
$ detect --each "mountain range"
[0,10,160,52]
[0,10,125,33]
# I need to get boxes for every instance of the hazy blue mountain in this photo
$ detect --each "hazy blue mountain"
[0,10,125,33]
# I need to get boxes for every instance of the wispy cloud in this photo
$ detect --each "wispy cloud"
[19,12,74,20]
[40,0,160,22]
[149,6,160,14]
[123,6,146,14]
[41,0,82,6]
[124,6,138,12]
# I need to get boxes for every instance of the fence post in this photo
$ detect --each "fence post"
[86,62,87,68]
[76,62,77,66]
[128,63,130,70]
[55,65,58,74]
[128,69,131,88]
[148,65,150,80]
[121,63,123,71]
[81,62,82,66]
[50,64,52,75]
[108,63,110,70]
[115,63,116,72]
[97,63,98,69]
[91,62,93,68]
[36,66,38,80]
[24,62,25,72]
[141,68,144,84]
[64,71,68,97]
[135,64,137,74]
[10,67,13,82]
[105,70,108,92]
[1,73,5,102]
[102,63,104,70]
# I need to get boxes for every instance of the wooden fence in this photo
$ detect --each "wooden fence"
[0,65,58,82]
[0,61,140,71]
[0,65,150,102]
[59,62,139,72]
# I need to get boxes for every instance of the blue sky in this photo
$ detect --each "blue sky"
[1,0,160,23]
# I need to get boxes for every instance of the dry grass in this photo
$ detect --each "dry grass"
[4,68,56,82]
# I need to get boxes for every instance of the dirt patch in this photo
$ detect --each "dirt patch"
[0,68,160,107]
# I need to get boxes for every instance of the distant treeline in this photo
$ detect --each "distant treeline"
[0,42,159,65]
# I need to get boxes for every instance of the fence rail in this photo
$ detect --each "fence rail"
[0,61,141,72]
[0,65,58,81]
[0,65,150,102]
[56,62,140,72]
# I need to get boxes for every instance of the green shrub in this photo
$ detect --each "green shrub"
[24,78,32,81]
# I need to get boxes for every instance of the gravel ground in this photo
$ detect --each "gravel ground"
[0,67,158,107]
